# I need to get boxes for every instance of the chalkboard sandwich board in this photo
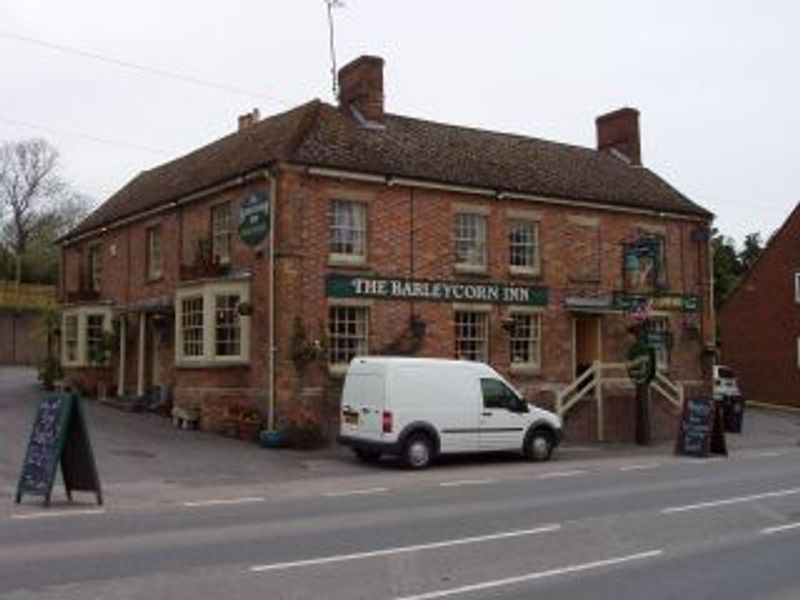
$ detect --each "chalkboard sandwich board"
[675,396,727,458]
[15,392,103,507]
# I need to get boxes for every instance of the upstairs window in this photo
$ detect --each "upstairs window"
[88,244,102,292]
[329,200,366,263]
[211,202,232,265]
[454,213,487,270]
[146,225,163,281]
[509,219,540,275]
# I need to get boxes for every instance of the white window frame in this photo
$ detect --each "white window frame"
[327,302,370,374]
[455,309,489,362]
[88,244,102,292]
[508,218,541,276]
[61,306,113,367]
[509,307,542,373]
[454,212,487,272]
[175,281,250,365]
[794,272,800,303]
[328,199,367,265]
[146,225,163,281]
[211,202,232,265]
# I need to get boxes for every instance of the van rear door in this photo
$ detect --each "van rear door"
[341,372,385,438]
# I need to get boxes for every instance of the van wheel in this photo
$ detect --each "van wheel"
[403,433,433,469]
[354,449,381,463]
[524,429,554,462]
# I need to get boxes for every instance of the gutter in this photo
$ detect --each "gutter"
[303,165,711,223]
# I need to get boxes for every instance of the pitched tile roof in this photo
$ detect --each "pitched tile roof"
[66,100,710,239]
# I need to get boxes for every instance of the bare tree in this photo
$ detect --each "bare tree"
[0,138,90,284]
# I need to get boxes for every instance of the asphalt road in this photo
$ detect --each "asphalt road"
[2,447,800,599]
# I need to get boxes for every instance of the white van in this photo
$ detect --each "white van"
[337,357,563,469]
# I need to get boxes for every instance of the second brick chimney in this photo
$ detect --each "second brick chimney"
[338,55,385,124]
[596,107,641,165]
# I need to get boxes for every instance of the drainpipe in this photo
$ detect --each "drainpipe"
[267,171,277,431]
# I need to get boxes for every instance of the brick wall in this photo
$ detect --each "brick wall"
[719,204,800,407]
[61,168,712,442]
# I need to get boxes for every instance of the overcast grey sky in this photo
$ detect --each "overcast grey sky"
[1,1,797,245]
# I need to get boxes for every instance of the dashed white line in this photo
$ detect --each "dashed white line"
[393,549,664,600]
[249,524,561,573]
[323,487,389,498]
[620,463,661,472]
[661,487,800,514]
[182,496,265,508]
[10,508,106,520]
[536,470,587,480]
[439,479,495,488]
[748,451,783,458]
[762,522,800,535]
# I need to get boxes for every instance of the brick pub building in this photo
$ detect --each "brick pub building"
[59,55,714,442]
[719,202,800,407]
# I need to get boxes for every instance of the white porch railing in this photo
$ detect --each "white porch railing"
[555,360,684,442]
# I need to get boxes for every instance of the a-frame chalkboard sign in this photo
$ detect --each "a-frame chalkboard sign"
[675,396,727,458]
[15,391,103,506]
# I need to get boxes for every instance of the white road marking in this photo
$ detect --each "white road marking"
[762,522,800,535]
[661,487,800,514]
[323,487,389,498]
[748,451,783,458]
[393,549,663,600]
[620,463,661,472]
[536,470,587,480]
[10,509,106,520]
[439,479,494,488]
[249,523,561,573]
[182,496,265,508]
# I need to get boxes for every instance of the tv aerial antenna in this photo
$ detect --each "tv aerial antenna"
[326,0,345,100]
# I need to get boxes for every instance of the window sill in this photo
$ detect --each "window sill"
[454,264,488,276]
[509,266,542,279]
[327,364,348,378]
[328,254,367,268]
[568,276,601,284]
[146,275,163,284]
[510,363,541,376]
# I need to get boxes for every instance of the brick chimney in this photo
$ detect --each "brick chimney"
[238,108,260,131]
[338,55,384,124]
[596,107,641,165]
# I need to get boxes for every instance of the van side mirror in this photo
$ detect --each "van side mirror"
[510,396,529,413]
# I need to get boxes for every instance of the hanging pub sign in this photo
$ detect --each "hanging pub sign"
[326,274,549,306]
[238,190,270,247]
[613,291,699,313]
[622,236,663,292]
[15,392,103,507]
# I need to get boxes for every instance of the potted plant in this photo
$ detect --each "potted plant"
[238,409,262,441]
